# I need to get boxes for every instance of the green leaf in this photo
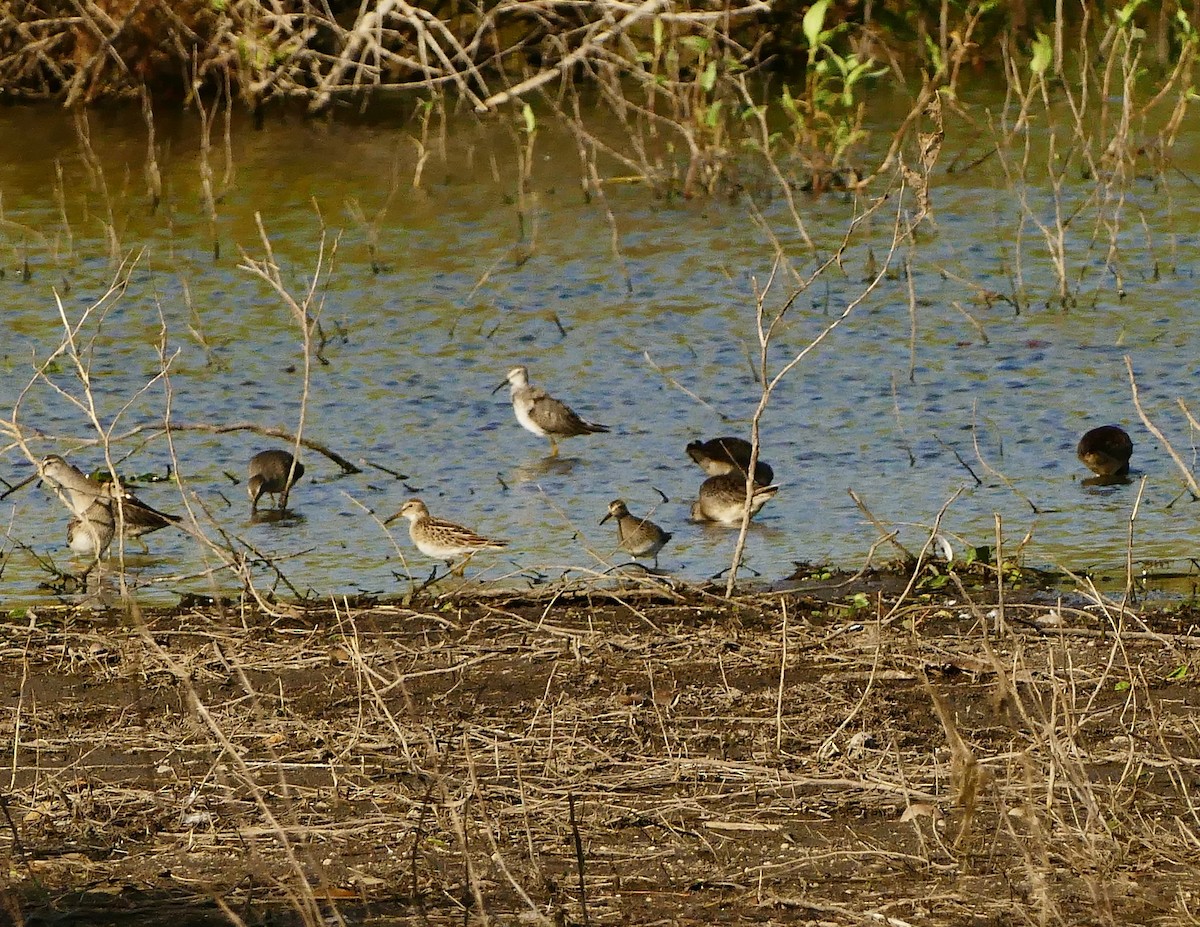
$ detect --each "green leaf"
[1114,680,1132,692]
[781,85,799,117]
[704,100,722,128]
[924,34,944,72]
[1176,8,1197,40]
[1030,31,1053,76]
[700,60,717,92]
[680,35,710,55]
[803,0,832,50]
[653,16,664,52]
[521,103,536,134]
[1116,0,1146,27]
[1166,664,1189,681]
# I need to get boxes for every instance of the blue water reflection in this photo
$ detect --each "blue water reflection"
[1,105,1198,604]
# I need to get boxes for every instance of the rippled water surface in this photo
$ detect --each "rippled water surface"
[2,103,1200,604]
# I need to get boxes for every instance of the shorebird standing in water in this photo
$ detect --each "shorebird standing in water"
[248,449,305,513]
[66,498,116,560]
[1077,425,1133,479]
[385,498,507,575]
[600,499,672,569]
[691,473,779,525]
[40,455,106,515]
[495,365,610,456]
[40,455,180,544]
[686,436,775,485]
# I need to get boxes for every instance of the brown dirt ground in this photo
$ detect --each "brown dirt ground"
[2,570,1200,926]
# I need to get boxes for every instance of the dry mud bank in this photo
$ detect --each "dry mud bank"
[1,578,1199,925]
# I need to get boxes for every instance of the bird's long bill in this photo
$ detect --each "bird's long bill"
[599,512,613,525]
[490,378,510,395]
[383,510,402,525]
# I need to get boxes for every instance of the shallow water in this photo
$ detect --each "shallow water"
[2,101,1199,605]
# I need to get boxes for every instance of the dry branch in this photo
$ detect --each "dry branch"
[477,0,666,112]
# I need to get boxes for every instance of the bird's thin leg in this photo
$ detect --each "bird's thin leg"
[548,438,559,457]
[80,552,102,583]
[451,551,478,577]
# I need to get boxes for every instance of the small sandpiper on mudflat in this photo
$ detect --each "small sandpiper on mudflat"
[40,455,181,540]
[601,499,672,569]
[691,473,779,525]
[495,365,610,456]
[248,449,305,513]
[385,498,508,574]
[686,437,774,485]
[1076,425,1133,480]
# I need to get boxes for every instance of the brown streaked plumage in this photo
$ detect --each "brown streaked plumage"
[103,483,181,538]
[385,498,507,573]
[600,499,672,569]
[690,473,779,525]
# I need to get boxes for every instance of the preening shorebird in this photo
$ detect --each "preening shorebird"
[690,473,779,525]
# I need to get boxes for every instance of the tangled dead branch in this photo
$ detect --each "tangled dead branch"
[0,0,776,110]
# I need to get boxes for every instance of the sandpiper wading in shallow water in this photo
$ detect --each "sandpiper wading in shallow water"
[685,436,775,485]
[1076,425,1133,479]
[495,365,610,456]
[600,499,672,569]
[248,449,305,513]
[385,498,508,574]
[691,473,779,525]
[66,498,116,560]
[40,455,181,542]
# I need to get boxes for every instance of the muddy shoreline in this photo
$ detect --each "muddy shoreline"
[2,573,1198,926]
